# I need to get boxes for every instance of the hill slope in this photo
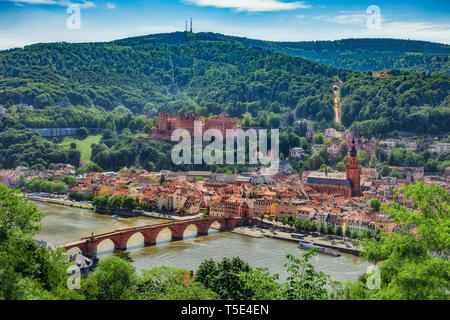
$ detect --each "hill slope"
[0,32,449,136]
[243,37,450,75]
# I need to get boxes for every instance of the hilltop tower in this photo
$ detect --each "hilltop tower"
[190,17,193,33]
[346,139,361,197]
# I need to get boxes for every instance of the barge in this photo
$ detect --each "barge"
[298,241,341,257]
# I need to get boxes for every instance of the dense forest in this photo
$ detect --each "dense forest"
[246,38,450,75]
[0,32,448,135]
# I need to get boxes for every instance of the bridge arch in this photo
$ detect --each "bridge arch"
[197,219,226,234]
[154,227,173,245]
[183,223,199,240]
[96,238,119,254]
[126,231,146,250]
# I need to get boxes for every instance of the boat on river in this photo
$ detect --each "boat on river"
[298,241,341,257]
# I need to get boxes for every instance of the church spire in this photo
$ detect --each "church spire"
[349,138,357,157]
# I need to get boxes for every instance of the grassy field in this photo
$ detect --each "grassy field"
[59,135,101,161]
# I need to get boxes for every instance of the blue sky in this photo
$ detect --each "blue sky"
[0,0,449,50]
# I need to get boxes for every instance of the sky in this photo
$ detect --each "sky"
[0,0,449,50]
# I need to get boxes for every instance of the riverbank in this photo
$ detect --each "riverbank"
[262,230,362,256]
[26,194,198,221]
[212,226,264,238]
[26,194,94,210]
[254,218,362,256]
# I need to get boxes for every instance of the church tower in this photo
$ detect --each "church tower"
[346,139,361,197]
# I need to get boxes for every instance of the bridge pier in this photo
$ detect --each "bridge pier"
[111,234,128,251]
[170,225,185,241]
[196,223,210,236]
[85,240,99,258]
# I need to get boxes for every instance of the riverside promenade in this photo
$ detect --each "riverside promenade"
[250,219,362,256]
[262,230,362,256]
[25,194,94,210]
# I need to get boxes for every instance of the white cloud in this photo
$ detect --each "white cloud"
[325,14,367,25]
[184,0,311,12]
[106,2,115,9]
[368,21,450,44]
[7,0,96,8]
[0,38,33,50]
[313,12,450,44]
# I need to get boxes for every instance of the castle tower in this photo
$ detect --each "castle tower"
[346,138,361,197]
[158,111,169,133]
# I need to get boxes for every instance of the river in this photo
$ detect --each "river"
[35,202,370,282]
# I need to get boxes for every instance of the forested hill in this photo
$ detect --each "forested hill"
[0,32,449,136]
[242,37,450,75]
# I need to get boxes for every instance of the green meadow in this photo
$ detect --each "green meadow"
[59,135,101,162]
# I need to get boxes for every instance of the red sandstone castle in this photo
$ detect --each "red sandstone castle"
[156,111,238,137]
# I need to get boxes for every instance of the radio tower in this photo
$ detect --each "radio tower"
[185,20,188,32]
[190,17,193,33]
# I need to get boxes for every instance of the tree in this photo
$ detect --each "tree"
[369,154,378,168]
[241,252,336,300]
[77,127,89,138]
[339,141,348,157]
[161,282,220,300]
[240,268,283,300]
[358,150,369,167]
[309,154,324,170]
[313,133,323,144]
[337,162,346,172]
[70,142,77,149]
[336,225,343,236]
[361,182,450,299]
[345,226,351,238]
[369,198,381,212]
[0,183,81,300]
[319,223,326,234]
[282,252,334,300]
[380,166,391,177]
[194,257,253,300]
[327,225,335,235]
[86,162,103,173]
[90,256,137,300]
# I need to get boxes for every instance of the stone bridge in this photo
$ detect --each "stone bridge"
[58,217,243,257]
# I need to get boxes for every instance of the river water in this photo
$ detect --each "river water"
[35,202,370,282]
